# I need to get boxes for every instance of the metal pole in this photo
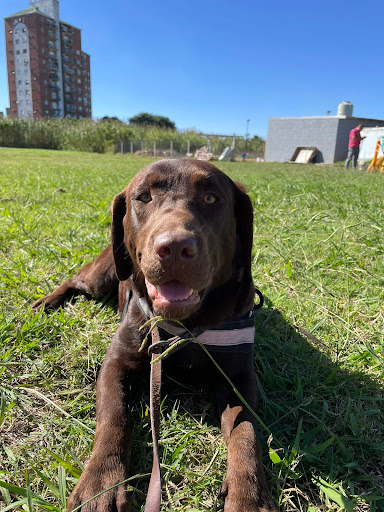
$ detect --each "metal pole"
[141,139,144,155]
[170,140,173,158]
[120,141,123,154]
[187,139,190,155]
[130,141,133,154]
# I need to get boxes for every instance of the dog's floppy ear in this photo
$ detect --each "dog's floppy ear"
[233,181,254,278]
[111,191,133,281]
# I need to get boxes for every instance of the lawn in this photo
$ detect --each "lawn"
[0,148,383,511]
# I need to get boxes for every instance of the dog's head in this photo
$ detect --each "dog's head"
[112,159,254,321]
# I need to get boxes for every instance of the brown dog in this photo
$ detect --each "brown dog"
[33,159,277,512]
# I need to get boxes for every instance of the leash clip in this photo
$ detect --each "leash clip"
[148,339,171,357]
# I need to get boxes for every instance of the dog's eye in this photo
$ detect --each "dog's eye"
[203,193,217,204]
[138,193,152,203]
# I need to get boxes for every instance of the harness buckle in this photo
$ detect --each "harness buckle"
[148,340,171,356]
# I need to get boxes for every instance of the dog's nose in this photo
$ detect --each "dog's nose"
[154,232,197,261]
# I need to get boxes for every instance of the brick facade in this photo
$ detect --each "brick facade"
[4,2,91,120]
[60,22,91,118]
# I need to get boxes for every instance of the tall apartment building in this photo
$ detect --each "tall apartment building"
[4,0,91,120]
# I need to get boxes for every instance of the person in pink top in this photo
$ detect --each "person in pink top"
[344,124,366,169]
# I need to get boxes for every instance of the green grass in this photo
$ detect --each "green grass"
[0,148,383,511]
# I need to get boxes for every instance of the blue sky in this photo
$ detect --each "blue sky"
[1,0,382,138]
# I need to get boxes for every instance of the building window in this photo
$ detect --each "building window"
[16,50,20,54]
[15,39,19,44]
[45,100,48,105]
[23,49,27,54]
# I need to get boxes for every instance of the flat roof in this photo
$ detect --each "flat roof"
[5,7,50,19]
[5,7,81,31]
[60,20,81,30]
[269,115,384,122]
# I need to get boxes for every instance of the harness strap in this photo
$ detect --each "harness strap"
[144,320,162,512]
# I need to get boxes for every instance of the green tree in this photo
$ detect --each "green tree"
[99,116,124,123]
[129,112,176,130]
[249,135,265,152]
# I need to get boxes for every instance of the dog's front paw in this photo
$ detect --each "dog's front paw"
[67,456,130,512]
[220,476,278,512]
[32,293,65,312]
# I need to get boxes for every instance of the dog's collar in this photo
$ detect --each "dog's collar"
[123,280,261,353]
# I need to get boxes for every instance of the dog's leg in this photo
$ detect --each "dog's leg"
[214,357,278,512]
[32,245,119,310]
[67,317,147,512]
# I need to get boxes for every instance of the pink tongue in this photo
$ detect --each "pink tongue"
[158,280,191,301]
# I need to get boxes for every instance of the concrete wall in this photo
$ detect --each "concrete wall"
[30,0,59,20]
[265,116,384,163]
[13,23,33,119]
[265,117,340,163]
